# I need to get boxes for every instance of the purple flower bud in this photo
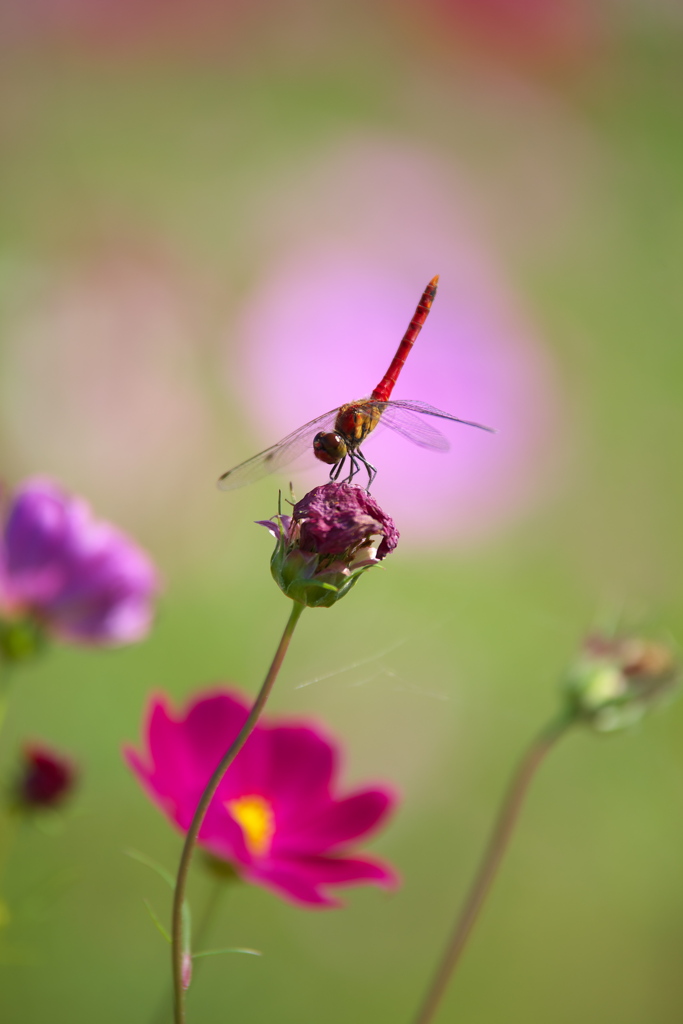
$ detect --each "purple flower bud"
[0,478,159,646]
[258,483,399,608]
[15,742,77,809]
[564,633,678,732]
[294,483,399,561]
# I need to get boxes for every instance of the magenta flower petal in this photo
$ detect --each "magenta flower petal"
[249,864,342,907]
[278,789,394,853]
[124,696,196,826]
[125,690,268,834]
[250,853,397,908]
[0,477,158,646]
[126,689,398,907]
[285,854,397,887]
[182,690,251,778]
[200,803,253,866]
[262,725,335,814]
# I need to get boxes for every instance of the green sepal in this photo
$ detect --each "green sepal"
[0,617,46,665]
[270,546,375,609]
[200,854,242,883]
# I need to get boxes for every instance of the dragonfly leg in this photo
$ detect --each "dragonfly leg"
[329,457,346,482]
[346,451,362,485]
[354,447,377,492]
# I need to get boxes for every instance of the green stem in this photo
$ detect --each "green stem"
[191,876,226,960]
[0,658,11,747]
[152,877,226,1024]
[170,601,305,1024]
[0,689,9,746]
[411,712,573,1024]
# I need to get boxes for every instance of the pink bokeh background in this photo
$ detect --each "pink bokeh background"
[0,243,215,531]
[225,138,567,546]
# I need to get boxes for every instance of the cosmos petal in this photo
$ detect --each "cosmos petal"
[125,688,398,908]
[279,788,396,853]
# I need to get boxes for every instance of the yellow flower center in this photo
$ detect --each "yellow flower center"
[226,795,275,857]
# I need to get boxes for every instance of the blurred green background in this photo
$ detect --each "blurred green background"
[2,1,683,1022]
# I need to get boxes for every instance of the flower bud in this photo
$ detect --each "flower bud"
[258,483,399,608]
[14,742,77,810]
[563,633,678,732]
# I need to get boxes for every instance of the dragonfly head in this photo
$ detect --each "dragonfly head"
[313,432,347,466]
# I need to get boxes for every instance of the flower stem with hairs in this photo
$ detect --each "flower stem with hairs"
[153,876,226,1024]
[170,600,305,1024]
[412,711,574,1024]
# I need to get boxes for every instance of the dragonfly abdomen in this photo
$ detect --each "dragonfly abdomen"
[371,275,439,403]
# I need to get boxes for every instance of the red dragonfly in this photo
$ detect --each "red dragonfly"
[218,276,494,492]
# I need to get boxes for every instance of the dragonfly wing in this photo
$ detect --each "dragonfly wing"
[217,409,339,491]
[377,403,451,452]
[384,399,495,435]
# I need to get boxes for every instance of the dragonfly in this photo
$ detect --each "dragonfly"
[218,276,494,492]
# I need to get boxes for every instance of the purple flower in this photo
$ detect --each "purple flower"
[0,478,158,646]
[15,742,77,809]
[258,482,399,608]
[125,689,398,907]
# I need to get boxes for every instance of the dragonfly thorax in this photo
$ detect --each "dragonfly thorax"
[313,401,383,468]
[313,431,348,466]
[335,401,383,444]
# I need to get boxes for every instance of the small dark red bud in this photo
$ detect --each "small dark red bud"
[16,743,77,809]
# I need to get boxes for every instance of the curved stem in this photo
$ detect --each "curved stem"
[171,601,305,1024]
[152,876,226,1024]
[411,712,573,1024]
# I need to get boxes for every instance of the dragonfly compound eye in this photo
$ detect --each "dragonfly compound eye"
[313,432,347,466]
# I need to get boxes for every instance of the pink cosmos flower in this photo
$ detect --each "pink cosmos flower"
[125,689,398,907]
[0,477,158,646]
